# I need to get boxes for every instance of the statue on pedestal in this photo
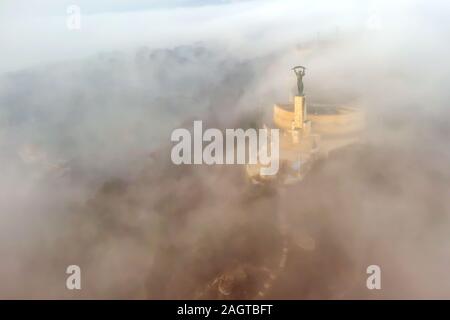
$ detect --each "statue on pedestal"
[292,66,306,96]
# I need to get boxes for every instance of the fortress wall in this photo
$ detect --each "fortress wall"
[273,104,295,130]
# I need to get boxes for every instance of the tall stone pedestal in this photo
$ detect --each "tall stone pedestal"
[294,95,306,129]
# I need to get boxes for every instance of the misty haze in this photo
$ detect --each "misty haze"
[0,0,449,300]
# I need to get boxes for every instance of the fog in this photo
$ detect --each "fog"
[0,0,449,298]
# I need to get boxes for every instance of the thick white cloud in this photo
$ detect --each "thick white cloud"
[3,0,446,74]
[0,0,449,298]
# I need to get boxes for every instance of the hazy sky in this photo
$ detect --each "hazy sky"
[0,0,449,299]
